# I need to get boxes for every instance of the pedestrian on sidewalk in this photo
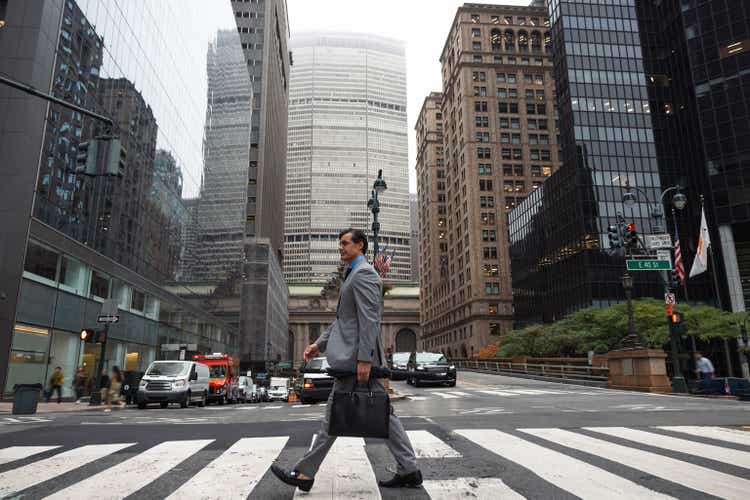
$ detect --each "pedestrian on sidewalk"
[46,366,64,403]
[105,366,125,411]
[270,229,422,493]
[694,352,715,382]
[72,367,87,403]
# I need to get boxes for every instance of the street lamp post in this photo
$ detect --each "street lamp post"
[367,169,387,259]
[620,273,641,349]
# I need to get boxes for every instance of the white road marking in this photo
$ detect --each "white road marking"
[657,426,750,447]
[45,439,213,499]
[423,477,526,499]
[523,427,750,500]
[408,396,428,401]
[167,437,288,499]
[431,392,459,399]
[265,405,283,409]
[457,429,673,500]
[406,430,462,458]
[0,443,133,497]
[587,427,750,469]
[478,390,518,397]
[0,446,60,466]
[294,437,380,499]
[293,404,313,408]
[446,391,473,397]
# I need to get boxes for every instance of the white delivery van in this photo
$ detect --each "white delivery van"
[268,377,290,402]
[137,360,209,409]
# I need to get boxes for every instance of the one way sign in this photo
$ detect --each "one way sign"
[97,299,119,323]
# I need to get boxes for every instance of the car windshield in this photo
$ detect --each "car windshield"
[392,353,410,364]
[305,358,330,371]
[146,362,188,376]
[209,365,226,378]
[417,353,447,364]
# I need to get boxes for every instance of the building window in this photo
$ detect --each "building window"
[473,87,487,97]
[490,322,500,335]
[475,116,489,127]
[472,71,486,82]
[529,134,539,145]
[507,73,516,84]
[482,230,496,242]
[474,101,488,112]
[485,282,500,295]
[499,117,509,128]
[501,148,511,160]
[131,289,145,312]
[477,147,491,159]
[478,164,492,175]
[497,88,507,98]
[479,179,493,191]
[501,133,510,144]
[23,242,58,282]
[471,14,480,23]
[511,133,521,145]
[476,132,490,142]
[497,72,506,83]
[89,270,110,299]
[481,212,495,225]
[480,196,495,208]
[483,247,498,259]
[482,264,499,277]
[472,28,481,37]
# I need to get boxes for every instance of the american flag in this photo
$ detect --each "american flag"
[674,225,685,284]
[373,250,394,278]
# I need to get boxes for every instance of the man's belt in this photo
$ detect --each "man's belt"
[326,366,391,379]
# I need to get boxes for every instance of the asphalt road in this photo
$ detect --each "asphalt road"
[1,371,750,499]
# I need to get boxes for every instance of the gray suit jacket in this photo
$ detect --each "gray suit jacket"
[315,258,385,372]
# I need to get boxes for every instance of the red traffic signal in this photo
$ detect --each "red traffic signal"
[80,328,106,343]
[627,223,636,232]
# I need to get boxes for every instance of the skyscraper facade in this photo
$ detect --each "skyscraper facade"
[0,0,242,394]
[409,192,419,283]
[509,0,665,323]
[284,32,412,282]
[417,3,560,357]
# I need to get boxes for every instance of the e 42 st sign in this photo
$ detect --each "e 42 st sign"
[626,259,672,271]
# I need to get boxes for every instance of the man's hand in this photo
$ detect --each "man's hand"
[357,361,372,382]
[303,344,320,363]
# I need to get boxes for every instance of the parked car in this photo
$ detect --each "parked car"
[296,357,334,403]
[268,377,290,402]
[389,352,411,381]
[407,352,456,387]
[137,361,209,409]
[237,376,258,403]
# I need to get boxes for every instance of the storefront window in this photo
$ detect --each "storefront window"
[46,330,83,398]
[4,323,50,395]
[23,242,58,282]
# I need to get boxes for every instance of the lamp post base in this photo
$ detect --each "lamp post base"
[607,348,672,393]
[670,376,688,393]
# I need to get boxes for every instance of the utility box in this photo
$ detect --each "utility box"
[12,383,43,415]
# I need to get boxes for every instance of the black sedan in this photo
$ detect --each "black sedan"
[406,352,456,387]
[389,352,411,381]
[295,357,334,403]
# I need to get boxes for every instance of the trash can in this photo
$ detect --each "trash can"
[12,383,43,415]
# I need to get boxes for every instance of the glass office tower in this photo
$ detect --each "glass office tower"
[509,0,664,323]
[0,0,242,394]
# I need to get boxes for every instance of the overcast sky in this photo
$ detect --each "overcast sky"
[286,0,532,193]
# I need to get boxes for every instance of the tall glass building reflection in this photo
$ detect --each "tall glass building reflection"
[509,0,664,324]
[0,0,246,395]
[284,32,412,282]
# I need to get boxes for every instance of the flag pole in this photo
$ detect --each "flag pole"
[700,195,725,311]
[671,207,690,303]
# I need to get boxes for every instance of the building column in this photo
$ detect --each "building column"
[718,225,749,378]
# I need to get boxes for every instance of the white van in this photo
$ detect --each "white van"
[137,361,209,409]
[268,377,290,402]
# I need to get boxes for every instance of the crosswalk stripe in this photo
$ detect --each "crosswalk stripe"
[406,430,462,458]
[586,426,750,469]
[657,426,750,447]
[457,429,673,499]
[431,392,459,399]
[294,437,380,499]
[0,443,133,497]
[0,446,60,466]
[45,439,213,499]
[409,396,427,400]
[166,437,287,499]
[505,389,558,395]
[423,477,526,499]
[478,390,517,396]
[446,391,473,397]
[265,405,282,409]
[522,428,750,500]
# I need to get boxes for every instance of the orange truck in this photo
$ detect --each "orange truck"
[193,353,240,405]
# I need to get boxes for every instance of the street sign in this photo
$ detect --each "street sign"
[626,259,672,271]
[646,234,672,249]
[664,292,676,305]
[97,314,119,323]
[656,249,672,262]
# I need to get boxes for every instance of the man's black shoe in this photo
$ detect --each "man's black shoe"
[378,469,423,488]
[270,465,314,492]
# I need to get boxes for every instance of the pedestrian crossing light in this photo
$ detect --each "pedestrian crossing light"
[80,328,106,343]
[75,140,99,176]
[105,138,126,177]
[669,311,686,337]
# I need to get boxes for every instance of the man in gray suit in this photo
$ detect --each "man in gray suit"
[271,228,422,492]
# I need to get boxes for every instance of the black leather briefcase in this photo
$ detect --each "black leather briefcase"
[328,380,390,439]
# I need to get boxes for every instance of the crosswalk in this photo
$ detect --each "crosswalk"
[0,426,748,499]
[411,387,613,401]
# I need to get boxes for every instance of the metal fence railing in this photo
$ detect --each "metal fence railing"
[453,359,609,382]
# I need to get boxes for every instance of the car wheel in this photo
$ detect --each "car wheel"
[218,396,225,405]
[414,379,422,388]
[138,402,147,409]
[198,392,206,407]
[448,380,456,387]
[180,391,190,408]
[160,402,168,409]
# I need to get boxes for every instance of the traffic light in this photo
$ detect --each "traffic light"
[75,140,99,176]
[607,224,622,248]
[105,138,126,177]
[669,270,680,289]
[669,311,686,337]
[624,223,638,249]
[80,328,107,343]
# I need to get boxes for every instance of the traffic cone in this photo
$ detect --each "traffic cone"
[288,392,297,403]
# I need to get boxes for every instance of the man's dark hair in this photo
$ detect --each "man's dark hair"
[338,228,368,254]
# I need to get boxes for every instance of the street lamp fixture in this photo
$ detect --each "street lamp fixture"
[622,190,637,207]
[672,191,687,211]
[373,170,387,196]
[369,169,387,258]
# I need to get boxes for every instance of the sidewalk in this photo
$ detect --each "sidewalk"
[0,400,110,414]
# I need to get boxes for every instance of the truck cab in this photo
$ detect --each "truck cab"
[193,353,240,405]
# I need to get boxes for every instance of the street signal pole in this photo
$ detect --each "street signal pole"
[668,310,687,392]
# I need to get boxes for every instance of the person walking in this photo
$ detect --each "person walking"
[72,367,87,403]
[270,229,422,492]
[105,366,125,411]
[46,366,64,403]
[694,352,715,382]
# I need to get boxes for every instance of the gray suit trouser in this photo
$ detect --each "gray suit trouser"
[293,376,418,477]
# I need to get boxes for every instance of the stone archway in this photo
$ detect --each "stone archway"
[395,328,417,353]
